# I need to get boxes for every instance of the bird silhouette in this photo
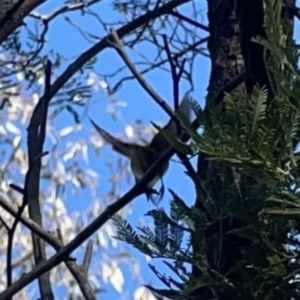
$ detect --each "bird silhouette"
[90,95,191,201]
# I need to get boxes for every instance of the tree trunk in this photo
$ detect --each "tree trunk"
[192,0,295,298]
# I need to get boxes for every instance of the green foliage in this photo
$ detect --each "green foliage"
[112,194,192,260]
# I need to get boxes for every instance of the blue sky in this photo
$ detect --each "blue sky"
[17,0,300,299]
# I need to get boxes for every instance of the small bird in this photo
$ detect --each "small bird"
[90,95,191,200]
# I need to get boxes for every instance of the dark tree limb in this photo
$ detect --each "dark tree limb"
[0,0,45,45]
[5,151,48,296]
[26,60,54,300]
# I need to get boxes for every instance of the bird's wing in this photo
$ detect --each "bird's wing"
[89,118,133,157]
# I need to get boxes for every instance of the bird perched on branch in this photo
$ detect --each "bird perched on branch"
[90,95,191,201]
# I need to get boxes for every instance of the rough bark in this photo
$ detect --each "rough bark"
[192,0,295,298]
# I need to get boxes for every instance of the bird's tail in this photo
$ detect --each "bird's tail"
[89,118,133,157]
[90,95,192,157]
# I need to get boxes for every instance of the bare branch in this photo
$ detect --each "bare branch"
[162,34,185,110]
[82,240,93,275]
[26,60,54,299]
[0,216,9,231]
[108,38,208,94]
[110,28,175,120]
[0,194,61,247]
[170,10,209,32]
[0,192,97,300]
[11,251,33,269]
[8,184,24,194]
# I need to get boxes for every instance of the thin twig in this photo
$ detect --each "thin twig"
[9,184,24,194]
[82,240,93,274]
[10,251,32,269]
[162,35,210,218]
[162,34,186,133]
[162,34,182,110]
[170,10,210,32]
[0,216,9,231]
[110,28,175,120]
